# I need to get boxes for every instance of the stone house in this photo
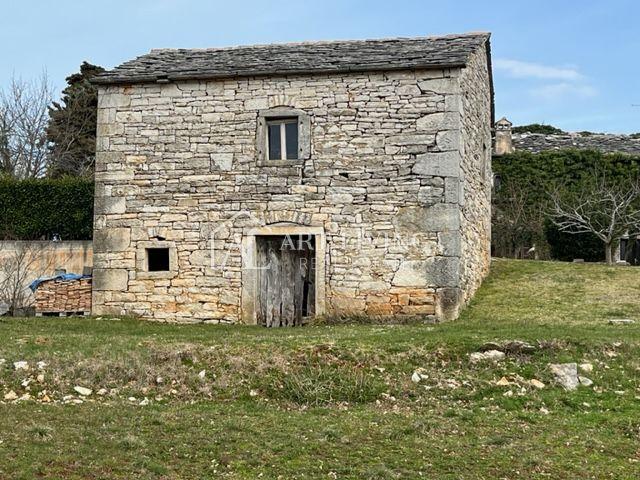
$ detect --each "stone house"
[91,33,494,325]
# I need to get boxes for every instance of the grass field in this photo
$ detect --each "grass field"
[1,259,639,479]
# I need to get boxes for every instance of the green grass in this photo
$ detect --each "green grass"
[1,259,639,478]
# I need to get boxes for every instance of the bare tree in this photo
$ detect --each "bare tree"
[493,181,548,259]
[0,242,53,316]
[549,173,640,264]
[0,74,53,178]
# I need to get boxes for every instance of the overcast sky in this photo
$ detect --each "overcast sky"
[2,0,638,133]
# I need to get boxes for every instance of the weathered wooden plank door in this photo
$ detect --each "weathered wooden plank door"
[256,235,315,327]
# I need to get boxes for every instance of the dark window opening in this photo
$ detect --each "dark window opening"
[147,248,170,271]
[285,122,298,159]
[267,117,298,160]
[268,123,281,160]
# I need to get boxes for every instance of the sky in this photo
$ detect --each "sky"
[1,0,638,133]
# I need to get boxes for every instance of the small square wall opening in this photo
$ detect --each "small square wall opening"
[147,248,170,271]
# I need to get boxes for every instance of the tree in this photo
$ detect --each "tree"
[493,149,640,262]
[47,62,104,178]
[0,74,52,178]
[549,173,640,264]
[512,124,565,135]
[0,242,52,316]
[492,180,547,259]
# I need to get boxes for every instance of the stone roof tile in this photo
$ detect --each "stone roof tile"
[513,133,640,155]
[93,33,490,85]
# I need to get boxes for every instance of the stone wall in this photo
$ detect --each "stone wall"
[93,59,491,323]
[512,132,640,155]
[458,47,493,308]
[0,240,93,312]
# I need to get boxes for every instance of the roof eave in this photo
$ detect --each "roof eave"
[91,62,468,86]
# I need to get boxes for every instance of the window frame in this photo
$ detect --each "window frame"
[136,240,178,280]
[257,107,311,166]
[266,117,299,161]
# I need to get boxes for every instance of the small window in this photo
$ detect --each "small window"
[267,118,298,160]
[147,248,170,271]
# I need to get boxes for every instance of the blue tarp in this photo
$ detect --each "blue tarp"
[28,273,91,292]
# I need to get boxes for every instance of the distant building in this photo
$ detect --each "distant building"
[492,118,640,156]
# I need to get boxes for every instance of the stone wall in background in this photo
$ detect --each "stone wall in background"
[93,61,492,323]
[0,241,93,311]
[513,132,640,155]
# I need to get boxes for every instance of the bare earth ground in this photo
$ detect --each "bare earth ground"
[0,259,639,479]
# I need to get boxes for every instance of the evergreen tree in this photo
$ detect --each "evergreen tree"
[47,62,104,178]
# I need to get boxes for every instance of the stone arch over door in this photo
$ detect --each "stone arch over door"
[263,211,313,226]
[241,224,325,325]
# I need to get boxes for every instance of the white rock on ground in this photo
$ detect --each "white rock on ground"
[529,379,545,389]
[73,386,92,396]
[13,361,28,371]
[3,390,18,401]
[198,370,206,379]
[578,376,593,387]
[608,319,635,325]
[469,350,505,363]
[481,340,536,353]
[549,363,580,390]
[36,361,47,370]
[411,369,429,383]
[0,359,6,366]
[579,363,593,373]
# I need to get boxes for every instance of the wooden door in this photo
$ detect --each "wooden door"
[256,235,315,327]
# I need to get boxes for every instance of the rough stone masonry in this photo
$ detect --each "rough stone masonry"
[91,33,494,324]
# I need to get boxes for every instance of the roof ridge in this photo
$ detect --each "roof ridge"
[148,32,490,54]
[516,131,640,138]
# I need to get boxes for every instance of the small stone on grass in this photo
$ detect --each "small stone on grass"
[608,319,635,325]
[579,363,593,373]
[4,390,18,401]
[13,361,28,371]
[578,376,593,387]
[529,379,545,389]
[73,386,92,396]
[470,350,505,363]
[549,363,580,390]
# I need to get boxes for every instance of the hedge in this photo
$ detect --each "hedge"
[0,177,94,240]
[492,149,640,260]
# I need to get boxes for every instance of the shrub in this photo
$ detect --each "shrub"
[492,149,640,260]
[512,124,565,135]
[0,176,93,240]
